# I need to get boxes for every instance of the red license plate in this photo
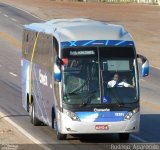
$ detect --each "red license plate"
[95,125,109,130]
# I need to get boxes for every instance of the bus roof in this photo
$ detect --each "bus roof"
[24,18,133,42]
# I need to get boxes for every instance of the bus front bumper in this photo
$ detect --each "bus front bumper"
[58,112,140,134]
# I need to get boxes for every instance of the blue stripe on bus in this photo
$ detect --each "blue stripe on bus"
[76,111,128,122]
[61,40,134,48]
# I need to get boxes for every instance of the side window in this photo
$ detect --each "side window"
[53,37,59,72]
[41,34,52,70]
[27,31,37,61]
[53,38,60,106]
[22,30,29,59]
[22,30,54,73]
[53,37,59,62]
[53,37,59,56]
[34,33,53,72]
[34,33,43,65]
[22,30,37,61]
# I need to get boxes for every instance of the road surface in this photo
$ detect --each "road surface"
[0,3,160,149]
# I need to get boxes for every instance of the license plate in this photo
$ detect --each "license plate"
[95,125,109,130]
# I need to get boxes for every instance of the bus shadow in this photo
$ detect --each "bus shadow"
[68,133,134,143]
[73,134,123,143]
[134,114,160,143]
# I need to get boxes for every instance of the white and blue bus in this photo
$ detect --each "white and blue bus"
[21,19,149,140]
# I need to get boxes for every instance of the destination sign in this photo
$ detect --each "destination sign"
[69,50,95,56]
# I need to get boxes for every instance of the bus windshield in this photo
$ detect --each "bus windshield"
[62,47,138,106]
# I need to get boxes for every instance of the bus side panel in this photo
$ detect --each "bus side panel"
[21,59,30,111]
[32,63,54,127]
[22,29,37,111]
[30,33,55,127]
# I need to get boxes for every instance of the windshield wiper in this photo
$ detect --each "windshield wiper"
[108,88,125,106]
[68,92,79,95]
[81,91,97,107]
[68,90,90,96]
[111,87,139,105]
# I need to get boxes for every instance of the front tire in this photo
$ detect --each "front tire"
[30,102,42,126]
[118,133,130,141]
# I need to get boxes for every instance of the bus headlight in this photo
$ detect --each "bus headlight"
[63,109,80,121]
[124,108,139,120]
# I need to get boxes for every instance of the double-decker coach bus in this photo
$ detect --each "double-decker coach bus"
[21,18,149,140]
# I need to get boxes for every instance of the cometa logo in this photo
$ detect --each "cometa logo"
[39,69,48,86]
[94,108,110,112]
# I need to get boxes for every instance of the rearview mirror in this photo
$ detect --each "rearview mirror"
[137,54,149,77]
[56,57,62,66]
[54,57,62,82]
[54,64,61,82]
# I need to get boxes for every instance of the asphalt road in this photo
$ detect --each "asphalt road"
[0,3,160,149]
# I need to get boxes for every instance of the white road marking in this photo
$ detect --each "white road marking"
[4,14,8,17]
[0,112,51,150]
[1,13,21,29]
[3,2,45,21]
[11,18,17,22]
[131,134,147,142]
[9,72,18,77]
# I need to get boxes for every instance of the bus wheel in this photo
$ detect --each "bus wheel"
[30,102,42,126]
[118,133,130,141]
[56,131,67,140]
